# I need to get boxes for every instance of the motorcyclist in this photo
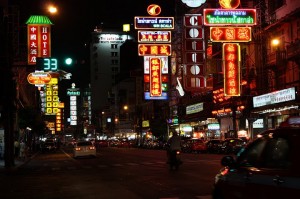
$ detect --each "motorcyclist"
[166,131,181,167]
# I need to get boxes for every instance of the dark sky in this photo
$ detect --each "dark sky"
[16,0,176,58]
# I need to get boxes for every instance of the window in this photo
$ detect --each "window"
[111,44,118,49]
[261,138,290,169]
[111,59,118,65]
[111,67,118,72]
[111,52,118,57]
[237,139,267,167]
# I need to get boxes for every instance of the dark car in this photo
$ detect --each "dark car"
[41,140,57,152]
[206,139,222,153]
[218,138,247,154]
[213,116,300,199]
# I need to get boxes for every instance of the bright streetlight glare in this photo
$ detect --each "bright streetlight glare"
[271,39,280,46]
[48,6,57,14]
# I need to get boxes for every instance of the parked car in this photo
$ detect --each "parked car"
[73,141,96,158]
[212,116,300,199]
[218,138,247,154]
[181,138,207,153]
[206,139,222,153]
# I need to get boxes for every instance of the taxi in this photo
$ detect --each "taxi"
[212,116,300,199]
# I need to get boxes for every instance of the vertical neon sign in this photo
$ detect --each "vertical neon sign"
[150,58,162,96]
[26,16,52,65]
[223,43,240,96]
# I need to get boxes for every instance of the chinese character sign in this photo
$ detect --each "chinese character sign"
[150,58,162,96]
[223,43,240,96]
[27,24,51,65]
[26,15,53,65]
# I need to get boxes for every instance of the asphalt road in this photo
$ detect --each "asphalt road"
[0,146,223,199]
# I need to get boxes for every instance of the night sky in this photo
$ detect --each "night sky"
[16,0,176,58]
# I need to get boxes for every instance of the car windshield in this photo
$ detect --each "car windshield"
[77,141,93,146]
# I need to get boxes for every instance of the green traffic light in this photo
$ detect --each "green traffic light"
[65,58,73,65]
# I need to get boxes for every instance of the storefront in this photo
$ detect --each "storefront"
[251,87,300,137]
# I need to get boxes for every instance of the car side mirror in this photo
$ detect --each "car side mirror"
[221,155,235,167]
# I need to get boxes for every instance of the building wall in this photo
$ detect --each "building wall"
[90,30,133,113]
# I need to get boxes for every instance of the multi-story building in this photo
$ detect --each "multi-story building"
[249,0,300,136]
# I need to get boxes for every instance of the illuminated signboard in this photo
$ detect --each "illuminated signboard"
[144,92,168,100]
[26,15,53,65]
[210,27,251,42]
[150,58,162,97]
[144,56,168,74]
[223,43,240,96]
[138,44,171,56]
[45,82,59,115]
[186,102,203,114]
[138,31,171,43]
[253,87,296,108]
[36,58,58,71]
[69,83,78,126]
[27,72,51,85]
[134,17,174,29]
[147,4,161,16]
[185,40,205,51]
[203,9,256,26]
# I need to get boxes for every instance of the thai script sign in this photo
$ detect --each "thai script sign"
[253,87,296,108]
[134,17,174,29]
[203,9,257,26]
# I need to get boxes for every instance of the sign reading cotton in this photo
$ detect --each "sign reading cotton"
[181,0,206,8]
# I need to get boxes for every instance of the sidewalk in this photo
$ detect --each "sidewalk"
[0,153,37,171]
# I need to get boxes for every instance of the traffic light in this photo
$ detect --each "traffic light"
[64,57,73,66]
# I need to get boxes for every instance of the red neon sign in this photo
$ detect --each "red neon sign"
[210,27,251,42]
[138,31,171,43]
[150,58,162,96]
[223,43,240,96]
[27,25,51,65]
[138,44,171,56]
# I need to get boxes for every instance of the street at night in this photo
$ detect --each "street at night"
[0,146,222,199]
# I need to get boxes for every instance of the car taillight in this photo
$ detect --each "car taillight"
[220,167,229,176]
[75,147,81,151]
[176,151,180,155]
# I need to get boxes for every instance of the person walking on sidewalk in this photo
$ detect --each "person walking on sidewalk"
[14,139,20,158]
[19,140,26,160]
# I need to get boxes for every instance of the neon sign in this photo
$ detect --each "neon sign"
[150,58,162,97]
[138,44,171,56]
[27,72,51,85]
[26,15,53,65]
[134,17,174,29]
[203,9,256,26]
[210,27,251,42]
[223,43,240,96]
[138,31,171,43]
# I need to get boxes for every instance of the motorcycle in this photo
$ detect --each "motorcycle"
[168,150,182,170]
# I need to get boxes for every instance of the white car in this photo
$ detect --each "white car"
[73,141,96,158]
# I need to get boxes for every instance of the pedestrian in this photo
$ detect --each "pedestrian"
[14,139,20,158]
[19,140,26,160]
